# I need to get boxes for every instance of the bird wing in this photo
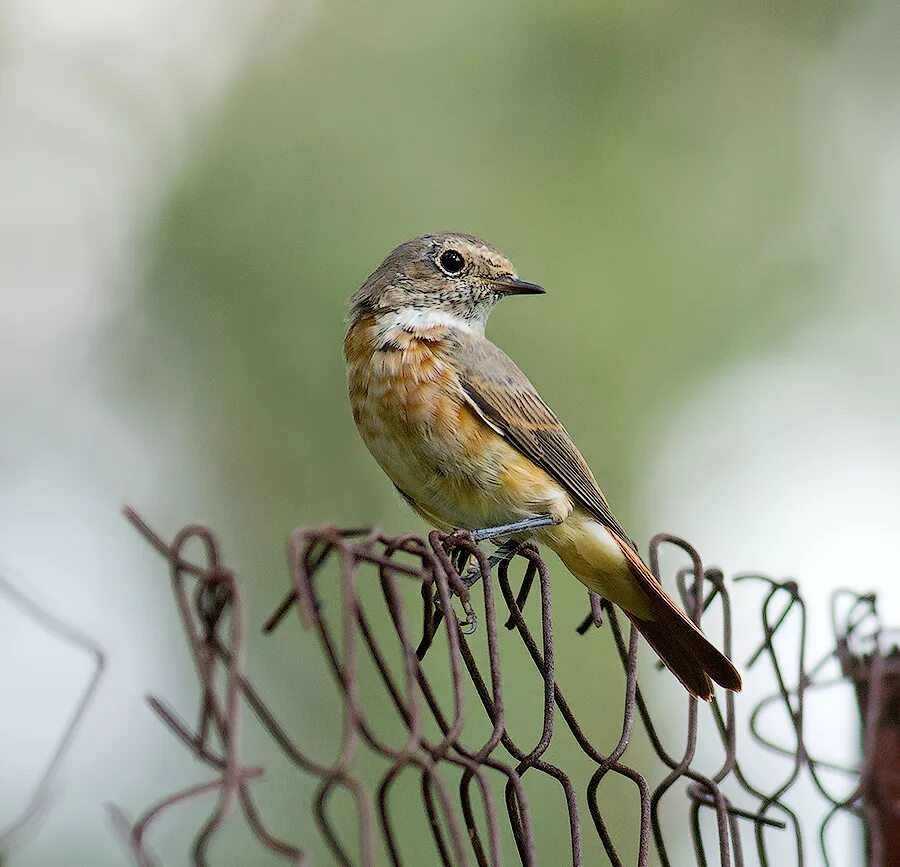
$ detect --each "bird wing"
[454,333,637,550]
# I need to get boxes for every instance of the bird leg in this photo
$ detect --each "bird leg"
[427,516,559,643]
[461,539,520,589]
[468,514,560,542]
[457,514,559,588]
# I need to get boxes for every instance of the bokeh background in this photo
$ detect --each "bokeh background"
[3,0,899,864]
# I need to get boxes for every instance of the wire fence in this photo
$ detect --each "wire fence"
[3,510,897,866]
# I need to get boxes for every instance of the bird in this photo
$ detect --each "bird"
[344,232,741,700]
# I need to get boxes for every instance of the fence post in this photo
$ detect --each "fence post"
[843,642,900,867]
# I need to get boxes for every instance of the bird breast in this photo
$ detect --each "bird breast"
[344,314,570,530]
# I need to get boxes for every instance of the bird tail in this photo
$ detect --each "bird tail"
[609,529,742,700]
[546,515,741,700]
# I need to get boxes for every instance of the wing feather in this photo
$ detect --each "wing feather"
[455,336,637,550]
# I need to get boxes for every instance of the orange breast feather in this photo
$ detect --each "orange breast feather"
[345,316,568,530]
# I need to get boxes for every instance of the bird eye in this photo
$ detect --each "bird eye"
[438,249,466,274]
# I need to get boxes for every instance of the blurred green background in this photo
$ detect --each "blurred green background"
[3,0,900,864]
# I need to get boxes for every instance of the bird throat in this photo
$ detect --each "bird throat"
[370,307,484,347]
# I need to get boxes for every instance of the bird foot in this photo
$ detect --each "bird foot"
[460,539,521,588]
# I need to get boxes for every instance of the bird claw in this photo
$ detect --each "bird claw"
[431,593,479,635]
[461,563,483,588]
[458,610,478,635]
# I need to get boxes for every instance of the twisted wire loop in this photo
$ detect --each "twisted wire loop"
[109,508,306,866]
[109,510,891,866]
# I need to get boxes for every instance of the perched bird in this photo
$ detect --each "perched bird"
[344,232,741,700]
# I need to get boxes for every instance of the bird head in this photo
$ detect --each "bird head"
[348,232,544,330]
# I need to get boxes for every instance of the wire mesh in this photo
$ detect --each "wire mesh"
[75,510,898,865]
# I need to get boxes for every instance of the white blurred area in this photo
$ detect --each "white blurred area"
[0,1,312,864]
[641,21,900,864]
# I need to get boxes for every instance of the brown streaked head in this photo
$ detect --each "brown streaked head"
[348,232,544,327]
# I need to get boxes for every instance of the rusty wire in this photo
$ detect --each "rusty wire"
[0,569,105,860]
[106,509,895,866]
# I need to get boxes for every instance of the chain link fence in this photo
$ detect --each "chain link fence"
[3,509,897,865]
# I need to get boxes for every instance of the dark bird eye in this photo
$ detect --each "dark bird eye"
[439,249,465,274]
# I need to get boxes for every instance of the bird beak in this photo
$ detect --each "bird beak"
[491,276,546,296]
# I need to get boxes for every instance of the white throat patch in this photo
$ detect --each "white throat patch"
[375,307,483,342]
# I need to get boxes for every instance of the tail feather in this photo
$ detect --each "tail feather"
[627,608,739,701]
[609,530,742,701]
